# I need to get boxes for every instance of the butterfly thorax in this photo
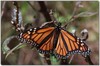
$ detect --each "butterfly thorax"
[55,22,62,30]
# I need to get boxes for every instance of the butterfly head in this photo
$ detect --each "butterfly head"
[57,22,61,28]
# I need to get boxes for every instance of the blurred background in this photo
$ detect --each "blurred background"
[1,1,99,65]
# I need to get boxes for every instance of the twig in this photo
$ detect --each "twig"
[68,55,74,64]
[79,29,93,65]
[5,43,22,59]
[72,1,82,17]
[11,1,20,31]
[37,1,52,65]
[1,1,6,19]
[44,54,51,65]
[39,54,48,65]
[23,1,53,65]
[11,1,24,32]
[27,1,40,27]
[64,1,82,28]
[49,9,57,22]
[26,1,52,65]
[85,55,94,65]
[2,36,17,55]
[27,1,36,11]
[38,1,52,22]
[13,1,19,27]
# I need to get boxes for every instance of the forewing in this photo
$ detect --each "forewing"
[18,27,55,54]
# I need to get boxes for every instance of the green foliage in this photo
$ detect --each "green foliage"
[2,35,27,59]
[50,55,60,65]
[20,2,29,16]
[54,12,72,24]
[2,36,15,54]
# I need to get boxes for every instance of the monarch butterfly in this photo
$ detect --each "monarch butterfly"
[18,21,90,59]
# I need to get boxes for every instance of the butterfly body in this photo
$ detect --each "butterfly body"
[18,22,90,59]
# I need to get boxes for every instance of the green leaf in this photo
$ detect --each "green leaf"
[20,2,29,16]
[16,43,27,50]
[2,35,27,59]
[2,36,16,54]
[5,43,24,59]
[50,56,60,65]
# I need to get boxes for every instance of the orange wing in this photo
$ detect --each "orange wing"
[18,26,90,58]
[77,39,90,57]
[54,29,90,59]
[18,27,55,54]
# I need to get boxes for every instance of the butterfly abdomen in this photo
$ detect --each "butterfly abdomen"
[53,27,61,49]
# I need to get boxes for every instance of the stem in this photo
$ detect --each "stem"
[1,1,6,19]
[64,1,82,28]
[27,1,35,11]
[38,1,52,22]
[27,1,40,27]
[12,1,24,32]
[44,54,51,65]
[37,1,52,65]
[85,55,94,65]
[68,55,74,64]
[5,43,22,59]
[13,1,19,26]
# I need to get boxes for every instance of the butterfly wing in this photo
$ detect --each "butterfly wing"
[18,27,55,54]
[77,39,90,57]
[54,29,90,59]
[18,26,90,58]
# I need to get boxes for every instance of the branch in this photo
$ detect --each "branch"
[64,1,83,28]
[38,1,52,22]
[68,55,74,64]
[85,55,94,65]
[27,1,40,27]
[37,1,52,65]
[13,1,19,26]
[27,1,35,11]
[80,29,93,65]
[1,1,6,19]
[44,54,51,65]
[11,1,24,32]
